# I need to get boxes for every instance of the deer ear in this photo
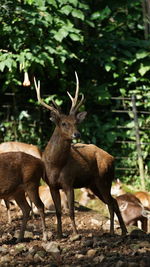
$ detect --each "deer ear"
[76,111,87,124]
[50,111,60,124]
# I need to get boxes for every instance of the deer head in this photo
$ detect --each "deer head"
[34,72,87,140]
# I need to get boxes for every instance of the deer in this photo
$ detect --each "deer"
[0,141,42,223]
[116,193,150,232]
[111,179,150,209]
[34,73,127,238]
[0,141,42,159]
[79,188,96,206]
[32,184,68,213]
[134,191,150,209]
[0,151,47,242]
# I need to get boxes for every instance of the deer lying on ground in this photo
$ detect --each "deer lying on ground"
[32,184,68,213]
[111,179,125,196]
[34,73,127,238]
[111,179,150,209]
[116,193,149,232]
[0,141,42,223]
[0,151,47,242]
[79,188,96,206]
[134,191,150,209]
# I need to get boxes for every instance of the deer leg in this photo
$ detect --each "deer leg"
[90,186,127,235]
[65,188,77,235]
[4,200,11,224]
[50,187,62,238]
[107,203,115,235]
[141,217,147,232]
[104,196,127,235]
[26,184,47,241]
[112,197,127,235]
[14,190,31,242]
[89,186,115,233]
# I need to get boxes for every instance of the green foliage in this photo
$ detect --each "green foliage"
[0,0,150,189]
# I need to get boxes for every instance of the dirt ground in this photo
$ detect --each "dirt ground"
[0,203,150,267]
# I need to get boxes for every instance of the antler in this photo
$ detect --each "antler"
[67,72,84,115]
[34,77,59,114]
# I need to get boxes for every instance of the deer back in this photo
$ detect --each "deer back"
[0,141,42,159]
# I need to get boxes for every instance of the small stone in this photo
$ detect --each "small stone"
[0,255,12,263]
[42,241,60,253]
[83,239,93,247]
[130,229,147,238]
[91,218,101,226]
[86,249,97,257]
[137,241,150,248]
[15,243,27,252]
[34,253,44,262]
[35,250,46,258]
[75,254,84,259]
[93,254,105,263]
[0,246,8,254]
[24,231,34,239]
[70,234,81,242]
[115,260,127,267]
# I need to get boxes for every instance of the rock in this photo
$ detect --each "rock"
[24,231,34,239]
[137,241,150,248]
[86,249,97,257]
[130,229,147,238]
[91,218,101,226]
[75,254,84,259]
[93,254,105,263]
[70,234,81,242]
[42,241,62,264]
[34,250,46,258]
[15,243,27,252]
[115,260,127,267]
[0,246,8,254]
[34,252,45,262]
[42,241,60,253]
[0,255,12,263]
[25,253,34,261]
[83,239,93,247]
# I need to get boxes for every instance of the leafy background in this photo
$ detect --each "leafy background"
[0,0,150,188]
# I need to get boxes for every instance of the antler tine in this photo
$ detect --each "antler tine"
[74,93,85,113]
[34,77,59,113]
[68,71,84,114]
[74,71,79,104]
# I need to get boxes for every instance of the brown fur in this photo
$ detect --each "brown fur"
[0,141,42,223]
[134,191,150,209]
[35,75,127,238]
[0,152,46,242]
[42,118,127,238]
[0,141,42,159]
[116,193,149,232]
[111,179,150,210]
[38,185,68,212]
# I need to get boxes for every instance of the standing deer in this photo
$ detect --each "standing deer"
[34,73,127,238]
[0,141,42,159]
[0,141,42,223]
[0,152,47,242]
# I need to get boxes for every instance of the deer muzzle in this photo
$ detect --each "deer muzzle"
[72,132,81,139]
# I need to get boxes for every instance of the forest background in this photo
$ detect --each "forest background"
[0,0,150,189]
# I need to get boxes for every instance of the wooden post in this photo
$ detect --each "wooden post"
[131,95,145,189]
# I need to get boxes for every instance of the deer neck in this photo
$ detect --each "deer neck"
[43,126,71,168]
